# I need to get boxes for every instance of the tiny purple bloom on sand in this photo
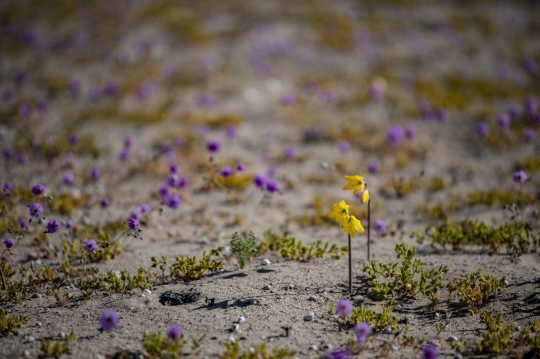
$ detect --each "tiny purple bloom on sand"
[284,146,297,160]
[368,161,380,174]
[496,114,511,129]
[266,180,279,193]
[31,184,46,196]
[64,219,75,230]
[421,344,439,359]
[128,219,140,231]
[91,166,101,181]
[225,125,238,139]
[139,204,150,214]
[354,322,371,344]
[167,175,178,187]
[167,195,182,210]
[386,125,404,146]
[335,299,353,316]
[325,347,351,359]
[99,310,119,331]
[280,93,296,106]
[124,136,133,149]
[236,163,246,171]
[475,122,490,137]
[220,166,233,178]
[169,164,179,174]
[130,209,142,220]
[62,173,75,186]
[29,203,43,218]
[100,197,110,209]
[207,140,220,153]
[405,125,416,140]
[17,153,28,165]
[68,133,79,145]
[436,108,449,122]
[254,175,267,189]
[82,239,98,254]
[18,218,28,230]
[1,182,13,195]
[118,149,130,162]
[167,324,183,340]
[513,170,527,184]
[338,140,350,152]
[3,238,14,249]
[176,178,190,188]
[158,185,171,199]
[373,220,387,233]
[524,128,536,142]
[46,220,60,234]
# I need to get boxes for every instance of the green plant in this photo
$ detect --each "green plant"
[143,331,185,359]
[230,232,258,269]
[519,320,540,359]
[0,308,28,336]
[259,230,347,260]
[363,243,449,300]
[151,249,223,282]
[39,332,77,359]
[447,269,506,315]
[343,305,400,332]
[475,310,514,355]
[221,341,295,359]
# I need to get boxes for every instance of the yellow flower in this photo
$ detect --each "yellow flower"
[328,200,350,224]
[342,215,365,237]
[343,175,366,195]
[361,189,370,204]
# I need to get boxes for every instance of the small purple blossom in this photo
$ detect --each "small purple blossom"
[137,81,159,100]
[100,197,110,209]
[207,140,220,153]
[225,125,238,139]
[158,185,171,199]
[2,148,14,161]
[325,348,351,359]
[19,104,31,118]
[128,219,140,231]
[124,136,133,149]
[91,166,101,181]
[370,85,384,100]
[37,100,47,113]
[254,175,267,189]
[354,322,371,344]
[64,219,75,230]
[99,310,120,331]
[167,195,182,210]
[335,299,353,316]
[280,93,296,106]
[167,324,183,340]
[284,146,297,160]
[496,114,511,129]
[18,218,28,230]
[62,173,75,186]
[513,170,527,184]
[220,166,233,178]
[1,182,13,195]
[130,209,142,220]
[368,161,380,174]
[338,140,350,152]
[266,180,279,194]
[435,108,449,123]
[65,153,73,163]
[29,203,43,218]
[196,93,217,108]
[405,125,416,140]
[475,122,490,137]
[318,89,332,103]
[386,125,405,146]
[139,204,150,214]
[3,238,14,249]
[169,164,179,174]
[68,133,79,145]
[421,344,439,359]
[82,239,98,254]
[118,150,130,162]
[236,162,246,171]
[31,183,46,196]
[176,178,190,188]
[103,81,119,97]
[373,219,387,233]
[16,153,28,165]
[266,166,277,178]
[524,128,536,142]
[197,125,210,137]
[46,220,60,234]
[525,95,538,117]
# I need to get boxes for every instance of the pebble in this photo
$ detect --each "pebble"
[353,295,364,303]
[303,312,314,321]
[262,285,271,290]
[27,336,35,343]
[261,259,271,266]
[36,322,42,327]
[390,344,399,352]
[139,294,146,298]
[58,332,65,339]
[396,304,405,312]
[308,345,318,351]
[24,350,30,358]
[308,295,318,302]
[321,343,333,350]
[447,336,459,342]
[247,298,260,305]
[143,289,152,295]
[287,283,294,290]
[32,293,42,299]
[236,316,246,323]
[226,336,235,343]
[230,324,240,332]
[503,280,509,286]
[454,354,463,359]
[383,327,393,334]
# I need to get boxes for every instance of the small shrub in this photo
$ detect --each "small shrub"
[259,230,347,260]
[230,232,257,269]
[0,308,28,336]
[221,341,295,359]
[39,332,77,359]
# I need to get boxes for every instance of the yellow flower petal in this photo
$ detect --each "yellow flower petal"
[343,175,366,195]
[361,189,370,204]
[328,200,350,224]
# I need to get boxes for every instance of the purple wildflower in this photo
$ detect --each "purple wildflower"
[254,175,267,189]
[124,136,133,149]
[373,219,387,233]
[16,153,28,165]
[524,57,539,75]
[284,146,297,160]
[207,140,220,153]
[266,180,279,193]
[68,133,79,145]
[1,182,13,195]
[91,166,101,181]
[18,218,28,230]
[475,122,490,137]
[318,89,332,103]
[368,161,380,174]
[509,102,521,118]
[128,219,140,231]
[139,204,150,214]
[118,150,130,162]
[37,100,47,113]
[196,93,217,108]
[62,173,75,186]
[266,166,277,178]
[197,125,210,137]
[524,128,536,142]
[280,93,296,106]
[176,178,190,188]
[386,125,405,146]
[2,148,13,161]
[31,183,46,196]
[100,197,110,209]
[137,81,158,100]
[64,219,75,230]
[435,108,449,123]
[18,104,31,118]
[65,153,73,163]
[225,125,238,139]
[354,322,371,344]
[421,344,439,359]
[46,220,60,234]
[130,209,142,220]
[2,89,13,102]
[325,348,351,359]
[3,238,14,249]
[169,164,179,174]
[103,81,119,97]
[158,185,171,199]
[167,195,182,210]
[99,310,119,331]
[82,239,98,254]
[496,114,511,130]
[68,80,80,96]
[236,162,246,171]
[370,85,384,100]
[513,170,527,184]
[525,96,538,117]
[405,125,416,140]
[338,140,350,152]
[335,299,353,316]
[167,324,183,340]
[29,203,43,218]
[220,166,233,178]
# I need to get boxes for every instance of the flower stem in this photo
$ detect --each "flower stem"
[367,199,371,261]
[348,233,352,294]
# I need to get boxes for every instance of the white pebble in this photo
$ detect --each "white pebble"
[287,283,294,290]
[308,295,318,302]
[143,289,152,294]
[27,336,35,343]
[396,304,405,312]
[236,316,246,323]
[503,280,509,286]
[226,336,235,343]
[309,345,318,351]
[36,322,42,327]
[230,324,240,332]
[390,344,399,352]
[303,312,314,321]
[58,332,65,339]
[321,343,333,350]
[247,298,260,305]
[140,294,146,298]
[263,285,271,290]
[383,327,393,334]
[261,259,271,266]
[447,336,459,342]
[24,350,30,358]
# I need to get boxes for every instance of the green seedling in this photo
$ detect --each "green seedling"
[143,331,185,359]
[259,230,347,260]
[475,310,515,355]
[39,332,77,359]
[0,308,28,336]
[151,249,223,282]
[231,232,258,269]
[221,341,295,359]
[342,305,400,332]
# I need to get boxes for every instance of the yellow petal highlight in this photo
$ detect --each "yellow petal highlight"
[343,175,366,195]
[342,215,365,237]
[328,200,350,224]
[361,189,370,204]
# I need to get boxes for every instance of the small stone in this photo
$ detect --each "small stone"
[390,344,399,352]
[261,259,271,266]
[321,343,333,350]
[303,312,314,321]
[260,336,266,340]
[353,295,364,303]
[32,293,42,299]
[129,307,134,311]
[236,316,246,323]
[268,337,275,342]
[263,285,271,290]
[454,354,463,359]
[226,336,235,343]
[36,322,42,327]
[140,294,146,298]
[230,324,240,332]
[309,345,318,351]
[308,295,318,302]
[24,350,31,358]
[27,336,35,342]
[287,283,294,290]
[447,336,459,342]
[383,327,393,334]
[396,304,405,312]
[503,280,509,286]
[143,289,152,294]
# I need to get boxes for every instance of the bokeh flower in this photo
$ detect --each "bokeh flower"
[496,114,511,129]
[64,219,75,230]
[361,189,370,204]
[31,183,46,196]
[266,180,279,193]
[342,215,365,237]
[343,175,365,195]
[405,125,416,140]
[167,324,183,340]
[335,299,353,316]
[386,125,404,146]
[100,197,110,209]
[284,146,297,160]
[236,162,246,171]
[29,203,43,218]
[128,219,140,231]
[46,220,60,234]
[91,166,101,181]
[220,166,233,178]
[338,140,350,152]
[368,161,380,174]
[62,173,75,186]
[253,175,267,189]
[82,239,98,254]
[328,200,350,224]
[421,344,439,359]
[475,122,490,137]
[167,195,182,210]
[99,310,119,331]
[207,140,220,153]
[524,128,536,142]
[373,219,387,233]
[354,322,371,344]
[1,182,13,195]
[3,238,14,249]
[513,170,527,184]
[325,348,351,359]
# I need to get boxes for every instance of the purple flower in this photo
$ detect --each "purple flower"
[31,183,46,196]
[124,136,133,149]
[284,146,297,160]
[139,204,150,214]
[421,344,439,359]
[525,95,537,117]
[15,71,27,85]
[137,81,158,100]
[220,166,233,178]
[335,299,353,316]
[91,166,101,181]
[197,125,210,137]
[435,108,449,123]
[46,220,60,234]
[176,178,190,188]
[405,125,416,140]
[118,150,130,162]
[18,218,28,230]
[169,164,179,174]
[368,161,380,174]
[82,239,98,254]
[158,185,171,199]
[167,195,182,210]
[100,197,110,209]
[128,219,140,231]
[62,173,75,186]
[2,89,13,102]
[338,140,350,152]
[509,102,521,118]
[3,238,14,249]
[318,89,332,103]
[325,348,351,359]
[130,209,142,220]
[29,203,43,218]
[524,128,536,142]
[373,220,387,233]
[68,80,80,96]
[280,93,296,106]
[1,182,13,195]
[370,85,384,100]
[64,219,75,230]
[475,122,490,137]
[266,180,279,194]
[17,153,28,165]
[254,175,267,189]
[37,100,47,113]
[225,125,238,139]
[524,57,539,75]
[496,114,511,129]
[2,148,14,161]
[167,324,183,340]
[19,104,31,118]
[207,140,220,153]
[103,81,119,97]
[386,125,405,146]
[266,166,277,178]
[513,170,527,184]
[99,310,120,331]
[65,153,73,164]
[236,162,246,171]
[196,93,217,108]
[354,322,371,344]
[68,133,79,145]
